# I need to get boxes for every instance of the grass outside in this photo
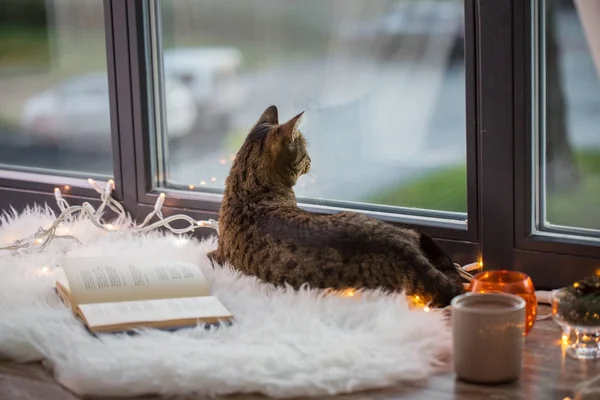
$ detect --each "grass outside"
[369,165,467,213]
[546,151,600,229]
[369,150,600,230]
[0,26,50,68]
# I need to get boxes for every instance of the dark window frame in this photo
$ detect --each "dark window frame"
[1,0,599,287]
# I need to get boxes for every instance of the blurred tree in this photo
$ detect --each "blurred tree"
[545,0,580,193]
[0,0,47,27]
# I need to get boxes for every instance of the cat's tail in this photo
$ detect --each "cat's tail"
[418,233,466,305]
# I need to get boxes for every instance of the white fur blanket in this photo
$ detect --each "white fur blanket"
[0,208,452,398]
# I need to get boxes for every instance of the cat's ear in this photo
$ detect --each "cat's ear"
[256,105,279,125]
[280,111,304,141]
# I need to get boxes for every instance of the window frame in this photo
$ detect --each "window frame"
[511,0,600,286]
[130,0,480,243]
[1,0,599,288]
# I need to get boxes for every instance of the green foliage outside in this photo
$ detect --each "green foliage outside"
[547,150,600,229]
[369,165,467,213]
[370,150,600,230]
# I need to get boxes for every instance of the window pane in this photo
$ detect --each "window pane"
[154,0,467,215]
[0,0,112,178]
[538,0,600,233]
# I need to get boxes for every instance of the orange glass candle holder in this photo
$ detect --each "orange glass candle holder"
[469,270,537,335]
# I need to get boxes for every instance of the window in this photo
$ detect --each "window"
[0,0,113,179]
[1,0,599,289]
[536,0,600,236]
[152,0,468,220]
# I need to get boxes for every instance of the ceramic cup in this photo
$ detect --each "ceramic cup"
[451,292,526,384]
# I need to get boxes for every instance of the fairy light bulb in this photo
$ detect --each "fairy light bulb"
[54,188,62,201]
[424,306,431,312]
[104,180,113,196]
[154,193,166,211]
[40,266,49,274]
[105,224,114,230]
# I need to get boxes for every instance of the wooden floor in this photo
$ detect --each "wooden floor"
[1,306,599,400]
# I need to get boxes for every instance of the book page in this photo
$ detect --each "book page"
[61,257,210,305]
[78,296,232,329]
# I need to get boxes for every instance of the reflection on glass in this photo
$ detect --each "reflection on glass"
[156,0,467,213]
[0,0,112,177]
[540,0,600,232]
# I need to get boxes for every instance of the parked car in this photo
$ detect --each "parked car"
[20,46,245,152]
[21,72,197,152]
[163,47,245,131]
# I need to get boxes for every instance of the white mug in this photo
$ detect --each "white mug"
[451,292,526,384]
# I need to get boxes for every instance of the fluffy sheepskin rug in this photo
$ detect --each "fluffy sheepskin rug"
[0,207,452,398]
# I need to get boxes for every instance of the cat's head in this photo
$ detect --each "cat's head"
[231,105,310,188]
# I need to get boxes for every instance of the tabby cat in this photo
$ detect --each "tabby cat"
[208,105,465,307]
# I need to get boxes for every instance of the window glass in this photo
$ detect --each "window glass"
[0,0,112,178]
[154,0,467,215]
[538,0,600,233]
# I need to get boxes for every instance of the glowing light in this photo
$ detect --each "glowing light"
[561,333,569,344]
[188,185,195,190]
[108,179,115,189]
[200,181,206,185]
[54,187,60,193]
[574,282,580,288]
[229,154,235,161]
[415,295,420,301]
[211,177,217,182]
[64,185,71,191]
[424,306,431,312]
[40,266,49,274]
[106,224,114,230]
[478,260,483,268]
[344,289,355,297]
[173,237,188,247]
[219,158,227,164]
[35,239,43,244]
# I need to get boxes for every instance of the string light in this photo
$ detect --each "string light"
[0,179,219,254]
[219,158,227,164]
[211,177,217,182]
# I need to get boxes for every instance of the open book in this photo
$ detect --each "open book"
[55,257,233,334]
